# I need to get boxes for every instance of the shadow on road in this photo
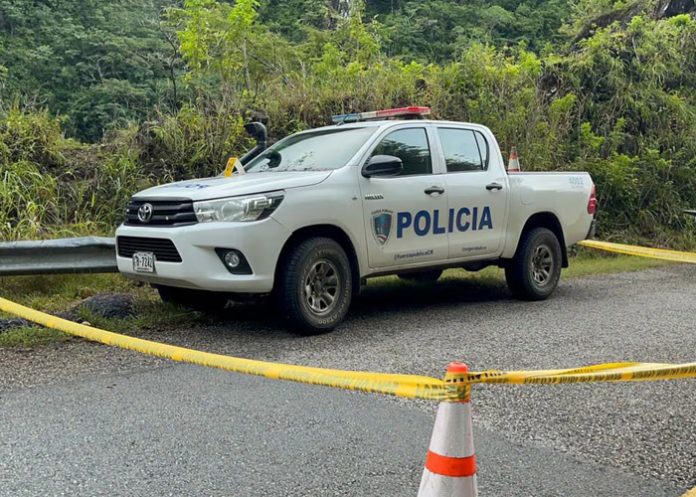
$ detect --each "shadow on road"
[192,277,512,335]
[355,278,510,315]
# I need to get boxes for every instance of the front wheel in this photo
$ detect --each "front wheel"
[505,227,562,300]
[277,237,353,335]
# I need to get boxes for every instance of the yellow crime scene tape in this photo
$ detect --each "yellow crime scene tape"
[0,297,453,401]
[579,240,696,264]
[2,297,696,398]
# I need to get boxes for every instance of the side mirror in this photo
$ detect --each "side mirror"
[362,155,403,178]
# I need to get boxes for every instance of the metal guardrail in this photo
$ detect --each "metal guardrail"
[0,237,117,276]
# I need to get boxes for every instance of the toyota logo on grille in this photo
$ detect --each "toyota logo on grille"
[137,203,154,223]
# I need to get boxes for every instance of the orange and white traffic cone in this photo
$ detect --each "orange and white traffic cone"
[417,362,478,497]
[507,146,521,173]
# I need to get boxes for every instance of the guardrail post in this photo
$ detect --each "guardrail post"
[417,362,477,497]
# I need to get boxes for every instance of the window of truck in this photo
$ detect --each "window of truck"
[245,127,376,172]
[438,128,485,172]
[370,128,432,176]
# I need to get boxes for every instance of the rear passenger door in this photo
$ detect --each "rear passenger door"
[358,126,449,269]
[437,127,506,259]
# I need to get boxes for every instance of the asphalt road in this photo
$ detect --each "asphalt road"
[1,265,695,496]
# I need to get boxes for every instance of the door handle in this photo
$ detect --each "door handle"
[424,186,445,196]
[486,182,503,191]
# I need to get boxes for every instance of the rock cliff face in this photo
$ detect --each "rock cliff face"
[574,0,695,42]
[656,0,696,18]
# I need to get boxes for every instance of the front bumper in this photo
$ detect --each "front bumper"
[115,218,291,293]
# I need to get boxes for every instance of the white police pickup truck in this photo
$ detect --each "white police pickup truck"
[116,107,597,334]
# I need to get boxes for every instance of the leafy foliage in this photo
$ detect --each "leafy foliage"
[140,104,253,180]
[0,0,178,141]
[0,108,61,238]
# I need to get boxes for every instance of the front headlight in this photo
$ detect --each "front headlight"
[193,192,284,223]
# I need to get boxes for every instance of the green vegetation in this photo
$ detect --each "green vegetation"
[0,273,133,312]
[560,250,668,277]
[0,0,177,142]
[0,326,70,348]
[1,0,695,244]
[0,272,202,347]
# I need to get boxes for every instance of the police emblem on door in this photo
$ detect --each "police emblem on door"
[372,210,393,246]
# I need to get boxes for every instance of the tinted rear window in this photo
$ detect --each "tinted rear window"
[438,128,483,172]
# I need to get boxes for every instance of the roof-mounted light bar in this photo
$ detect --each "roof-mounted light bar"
[332,106,431,124]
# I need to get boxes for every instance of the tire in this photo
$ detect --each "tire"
[277,237,353,335]
[505,227,562,301]
[156,285,230,311]
[398,269,443,283]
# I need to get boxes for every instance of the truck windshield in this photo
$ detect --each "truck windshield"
[244,127,376,172]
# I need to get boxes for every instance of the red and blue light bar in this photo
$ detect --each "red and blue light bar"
[332,106,431,124]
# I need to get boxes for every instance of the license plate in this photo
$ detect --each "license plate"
[132,252,156,273]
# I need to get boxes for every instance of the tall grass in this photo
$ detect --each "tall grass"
[0,109,146,239]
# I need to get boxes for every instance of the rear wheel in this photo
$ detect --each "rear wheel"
[277,237,353,335]
[398,269,443,283]
[505,227,562,300]
[156,285,230,311]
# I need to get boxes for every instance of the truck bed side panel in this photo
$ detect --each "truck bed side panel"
[502,172,594,259]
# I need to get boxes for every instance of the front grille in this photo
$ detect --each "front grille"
[125,198,196,227]
[117,236,183,263]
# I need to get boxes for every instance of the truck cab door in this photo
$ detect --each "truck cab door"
[435,127,507,259]
[358,126,448,269]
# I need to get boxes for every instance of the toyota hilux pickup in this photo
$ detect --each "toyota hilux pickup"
[116,106,597,334]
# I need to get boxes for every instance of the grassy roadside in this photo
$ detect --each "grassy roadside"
[0,251,670,349]
[0,273,198,348]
